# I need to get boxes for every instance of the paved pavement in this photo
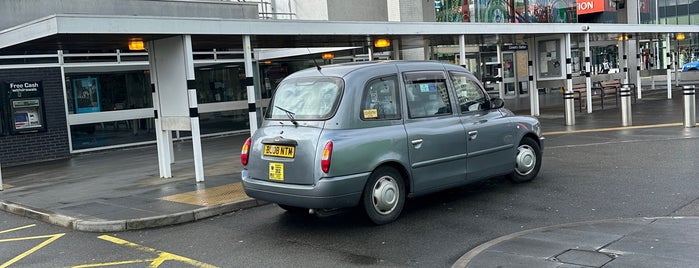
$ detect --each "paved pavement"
[1,85,698,267]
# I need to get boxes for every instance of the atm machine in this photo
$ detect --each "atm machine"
[5,81,46,134]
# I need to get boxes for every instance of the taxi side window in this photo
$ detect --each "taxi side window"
[404,71,452,118]
[450,72,487,112]
[360,76,400,120]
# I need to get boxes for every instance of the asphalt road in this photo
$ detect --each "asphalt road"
[2,126,699,267]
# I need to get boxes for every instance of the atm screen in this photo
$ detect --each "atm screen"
[15,112,29,128]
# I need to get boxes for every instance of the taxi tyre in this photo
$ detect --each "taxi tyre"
[362,166,406,225]
[507,136,542,183]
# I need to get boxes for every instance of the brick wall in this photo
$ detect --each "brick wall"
[1,67,70,166]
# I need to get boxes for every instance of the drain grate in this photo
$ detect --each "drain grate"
[553,249,615,267]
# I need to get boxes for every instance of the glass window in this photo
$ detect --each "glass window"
[404,71,452,118]
[194,65,247,104]
[450,72,487,112]
[266,76,343,120]
[65,70,152,114]
[361,76,400,120]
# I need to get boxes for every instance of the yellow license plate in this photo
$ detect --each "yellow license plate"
[269,162,284,181]
[263,144,295,158]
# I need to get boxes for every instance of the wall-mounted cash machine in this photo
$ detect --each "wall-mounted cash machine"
[4,81,47,134]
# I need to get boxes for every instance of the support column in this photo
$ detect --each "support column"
[459,35,466,66]
[584,33,593,113]
[243,35,259,135]
[496,41,504,99]
[148,35,203,182]
[636,40,642,99]
[367,36,374,61]
[527,37,539,116]
[147,41,171,178]
[683,85,696,128]
[392,38,401,60]
[564,33,575,126]
[183,35,205,183]
[621,34,629,84]
[666,33,672,99]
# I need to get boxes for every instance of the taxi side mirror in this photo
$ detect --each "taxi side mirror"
[490,97,505,109]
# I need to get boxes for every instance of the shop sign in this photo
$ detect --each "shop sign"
[7,81,42,98]
[577,0,606,15]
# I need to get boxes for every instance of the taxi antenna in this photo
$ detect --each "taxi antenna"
[308,48,322,72]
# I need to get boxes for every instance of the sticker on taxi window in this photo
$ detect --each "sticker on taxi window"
[269,162,284,181]
[363,109,378,119]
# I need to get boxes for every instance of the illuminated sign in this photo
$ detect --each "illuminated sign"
[577,0,606,15]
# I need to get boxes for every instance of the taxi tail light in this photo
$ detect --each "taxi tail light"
[241,137,251,166]
[321,141,333,173]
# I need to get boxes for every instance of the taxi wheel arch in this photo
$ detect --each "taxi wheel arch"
[361,165,406,225]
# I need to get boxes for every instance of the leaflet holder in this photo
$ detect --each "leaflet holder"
[5,81,47,134]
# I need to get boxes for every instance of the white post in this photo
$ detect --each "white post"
[666,33,672,99]
[147,41,172,178]
[188,90,205,182]
[183,35,205,183]
[528,37,539,116]
[367,36,374,61]
[564,33,575,126]
[636,39,642,99]
[243,35,259,135]
[496,41,504,99]
[0,163,3,191]
[459,35,466,66]
[585,33,593,113]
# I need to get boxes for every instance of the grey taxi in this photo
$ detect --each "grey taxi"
[241,61,543,224]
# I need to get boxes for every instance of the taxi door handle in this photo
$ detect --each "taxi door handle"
[411,139,423,145]
[468,131,478,140]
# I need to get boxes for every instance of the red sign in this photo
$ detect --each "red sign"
[640,0,650,13]
[577,0,606,15]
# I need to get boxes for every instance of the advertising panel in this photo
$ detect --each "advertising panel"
[73,77,101,113]
[577,0,606,15]
[5,81,47,134]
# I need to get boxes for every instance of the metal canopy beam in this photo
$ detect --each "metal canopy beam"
[1,14,697,51]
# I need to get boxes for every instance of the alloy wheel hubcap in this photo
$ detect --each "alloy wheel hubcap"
[515,145,536,176]
[372,176,398,215]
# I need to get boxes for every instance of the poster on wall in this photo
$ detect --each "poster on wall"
[73,77,101,113]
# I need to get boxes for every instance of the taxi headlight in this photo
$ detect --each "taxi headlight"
[533,123,542,136]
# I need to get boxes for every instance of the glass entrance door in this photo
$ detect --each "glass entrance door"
[502,51,530,99]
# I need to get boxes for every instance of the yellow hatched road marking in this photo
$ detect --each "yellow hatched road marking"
[544,122,686,136]
[72,235,219,268]
[0,232,65,268]
[0,224,35,234]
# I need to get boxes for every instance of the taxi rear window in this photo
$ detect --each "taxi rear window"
[266,77,343,120]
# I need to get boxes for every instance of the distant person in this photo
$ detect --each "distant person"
[602,59,611,74]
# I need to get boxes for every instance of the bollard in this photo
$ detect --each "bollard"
[0,163,3,191]
[683,85,696,128]
[620,86,633,126]
[564,91,576,126]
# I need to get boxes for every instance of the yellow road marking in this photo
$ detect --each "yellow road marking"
[72,259,154,268]
[544,122,687,136]
[73,235,219,268]
[159,182,249,206]
[0,224,35,234]
[0,233,65,268]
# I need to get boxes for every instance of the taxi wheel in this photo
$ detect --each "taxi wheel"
[361,166,405,225]
[507,137,542,183]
